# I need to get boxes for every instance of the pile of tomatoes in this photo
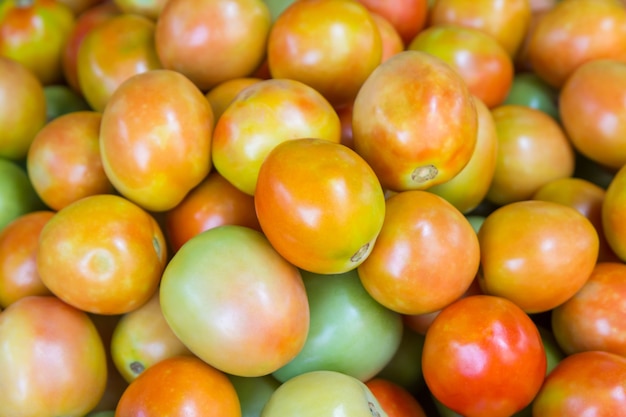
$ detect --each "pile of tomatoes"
[2,0,626,416]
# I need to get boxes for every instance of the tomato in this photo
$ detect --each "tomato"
[115,355,241,417]
[532,350,626,416]
[155,0,271,91]
[272,269,403,383]
[228,374,280,417]
[0,296,108,417]
[428,0,532,57]
[427,96,499,214]
[527,0,626,88]
[255,138,386,274]
[358,190,480,315]
[43,84,90,121]
[0,157,45,231]
[159,225,310,377]
[422,295,546,417]
[0,211,54,308]
[267,0,382,107]
[204,77,263,124]
[212,79,341,196]
[370,12,404,63]
[602,163,626,261]
[560,59,626,170]
[99,69,214,212]
[408,24,514,109]
[357,0,428,45]
[0,56,47,161]
[37,194,167,315]
[376,325,426,392]
[164,170,261,253]
[365,378,427,417]
[478,200,599,313]
[261,370,387,417]
[0,0,75,85]
[113,0,168,20]
[352,50,477,192]
[552,262,626,357]
[502,72,559,121]
[27,111,114,211]
[486,104,575,206]
[77,13,162,112]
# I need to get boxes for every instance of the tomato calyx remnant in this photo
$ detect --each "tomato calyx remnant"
[130,361,145,375]
[411,164,438,184]
[350,242,370,263]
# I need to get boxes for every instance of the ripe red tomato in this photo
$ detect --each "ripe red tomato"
[267,0,382,107]
[422,295,546,417]
[255,138,386,274]
[155,0,271,91]
[37,194,168,315]
[478,200,599,313]
[365,378,427,417]
[352,50,478,192]
[0,296,108,417]
[357,190,480,315]
[99,69,214,212]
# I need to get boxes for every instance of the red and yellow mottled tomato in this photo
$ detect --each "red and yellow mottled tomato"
[527,0,626,88]
[486,104,575,206]
[115,356,241,417]
[77,13,162,112]
[155,0,271,91]
[357,0,428,45]
[27,111,114,211]
[352,50,478,192]
[0,56,46,161]
[408,25,514,109]
[427,96,498,214]
[552,262,626,357]
[428,0,531,57]
[478,200,599,313]
[532,351,626,416]
[370,12,404,63]
[422,295,546,417]
[560,59,626,170]
[212,78,341,195]
[365,378,427,417]
[0,296,108,417]
[0,211,54,308]
[100,69,214,212]
[160,225,310,377]
[255,138,386,274]
[164,171,261,253]
[602,163,626,261]
[204,77,263,124]
[37,194,167,315]
[0,0,75,85]
[267,0,382,107]
[358,190,480,315]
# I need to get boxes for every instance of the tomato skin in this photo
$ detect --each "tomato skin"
[352,50,477,192]
[357,0,427,46]
[532,351,626,416]
[422,295,546,417]
[100,69,214,212]
[0,0,75,85]
[204,77,263,124]
[0,296,108,417]
[366,378,427,417]
[370,12,404,63]
[602,163,626,261]
[255,138,386,274]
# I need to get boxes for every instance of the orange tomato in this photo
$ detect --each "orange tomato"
[212,78,341,195]
[155,0,271,91]
[428,0,532,57]
[27,111,114,211]
[365,378,427,417]
[0,0,75,85]
[602,163,626,261]
[478,200,599,313]
[204,77,263,124]
[559,59,626,170]
[486,104,575,206]
[164,171,261,253]
[37,194,167,315]
[352,50,478,191]
[358,190,480,315]
[527,0,626,88]
[255,138,386,274]
[0,210,54,308]
[267,0,382,107]
[0,56,47,161]
[76,13,162,112]
[370,12,405,63]
[357,0,428,46]
[115,355,241,417]
[0,296,108,417]
[100,69,214,212]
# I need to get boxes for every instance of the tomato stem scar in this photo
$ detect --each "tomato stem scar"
[411,164,438,183]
